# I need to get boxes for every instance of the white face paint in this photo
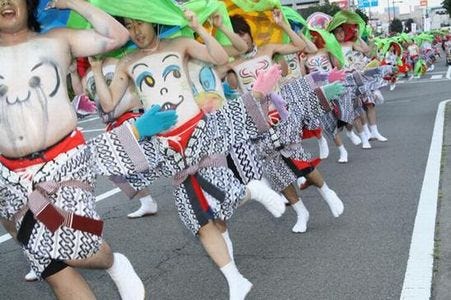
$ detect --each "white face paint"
[128,52,200,129]
[233,55,272,93]
[187,59,225,113]
[281,53,302,82]
[0,38,77,158]
[306,52,333,74]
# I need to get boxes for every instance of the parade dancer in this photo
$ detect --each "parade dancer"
[82,58,158,219]
[221,11,345,233]
[91,10,286,299]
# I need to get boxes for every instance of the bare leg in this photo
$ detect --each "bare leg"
[214,220,234,262]
[65,242,113,270]
[306,170,344,218]
[304,169,324,188]
[0,217,17,239]
[45,267,96,300]
[198,221,231,268]
[354,116,371,149]
[199,221,252,299]
[366,105,387,141]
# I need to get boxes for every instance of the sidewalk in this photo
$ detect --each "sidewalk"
[433,102,451,299]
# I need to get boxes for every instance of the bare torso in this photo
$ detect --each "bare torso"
[0,36,76,157]
[123,39,201,129]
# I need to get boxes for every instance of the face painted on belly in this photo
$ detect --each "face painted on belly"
[234,55,272,93]
[129,52,200,127]
[283,53,302,79]
[306,53,333,73]
[188,59,225,113]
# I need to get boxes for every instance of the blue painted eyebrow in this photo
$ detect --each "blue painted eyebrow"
[162,65,180,81]
[136,71,153,84]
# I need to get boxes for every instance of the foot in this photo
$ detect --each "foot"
[229,277,253,300]
[370,132,388,142]
[389,83,396,91]
[318,136,329,159]
[247,180,286,218]
[338,150,348,163]
[127,196,158,219]
[292,207,309,233]
[24,268,38,282]
[345,130,361,145]
[320,189,344,218]
[107,253,145,300]
[362,139,372,149]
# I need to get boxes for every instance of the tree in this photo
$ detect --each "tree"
[390,18,403,33]
[355,8,369,24]
[404,18,414,33]
[299,1,341,19]
[443,0,451,17]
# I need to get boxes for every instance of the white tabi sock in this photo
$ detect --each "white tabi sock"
[106,253,145,300]
[222,230,234,262]
[363,124,371,138]
[359,131,372,149]
[318,135,329,159]
[247,180,286,218]
[345,129,361,145]
[337,145,348,163]
[369,124,388,142]
[317,183,344,218]
[220,261,253,300]
[127,195,158,218]
[291,200,309,233]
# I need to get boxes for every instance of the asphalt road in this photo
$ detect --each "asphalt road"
[0,58,450,300]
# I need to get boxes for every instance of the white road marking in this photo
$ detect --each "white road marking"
[400,99,451,299]
[82,129,105,133]
[385,99,412,104]
[430,75,443,80]
[0,188,122,246]
[446,66,451,80]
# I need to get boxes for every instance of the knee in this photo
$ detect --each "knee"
[100,242,114,269]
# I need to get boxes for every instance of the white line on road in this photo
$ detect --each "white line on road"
[446,66,451,80]
[430,75,444,80]
[0,188,122,246]
[82,129,105,133]
[385,99,412,104]
[400,99,451,300]
[78,116,99,124]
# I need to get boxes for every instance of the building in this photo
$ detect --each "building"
[280,0,322,9]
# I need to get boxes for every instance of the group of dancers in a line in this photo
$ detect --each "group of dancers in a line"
[0,0,405,299]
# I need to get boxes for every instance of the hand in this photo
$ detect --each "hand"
[210,13,223,28]
[45,0,71,10]
[272,9,285,27]
[68,61,77,73]
[134,105,178,139]
[322,82,345,101]
[184,9,200,30]
[252,64,282,97]
[328,68,346,83]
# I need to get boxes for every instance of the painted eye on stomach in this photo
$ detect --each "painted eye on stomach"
[136,72,155,91]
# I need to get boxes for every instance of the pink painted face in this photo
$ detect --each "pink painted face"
[0,0,27,34]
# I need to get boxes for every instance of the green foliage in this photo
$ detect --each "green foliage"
[443,0,451,17]
[390,18,403,33]
[354,9,369,24]
[299,1,341,19]
[404,18,414,33]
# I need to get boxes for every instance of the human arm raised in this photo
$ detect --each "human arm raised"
[211,13,248,57]
[184,10,229,65]
[46,0,129,58]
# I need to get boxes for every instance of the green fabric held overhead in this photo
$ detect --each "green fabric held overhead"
[310,28,345,68]
[281,6,307,29]
[326,10,365,37]
[183,0,234,46]
[229,0,281,12]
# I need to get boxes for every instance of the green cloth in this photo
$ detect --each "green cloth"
[326,10,365,37]
[281,6,307,30]
[309,28,345,68]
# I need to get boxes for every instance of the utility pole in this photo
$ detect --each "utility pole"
[387,0,391,23]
